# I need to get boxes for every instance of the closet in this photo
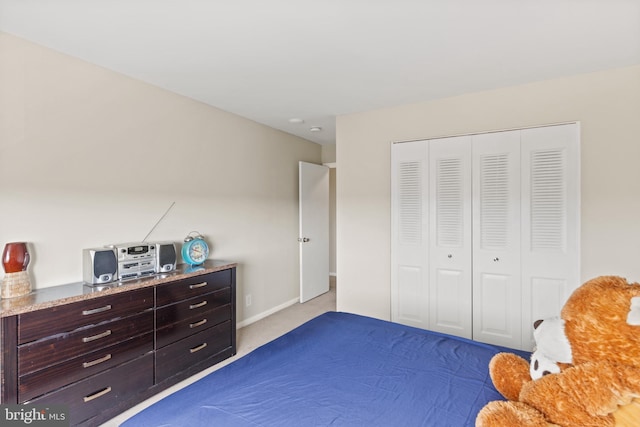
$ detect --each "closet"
[391,123,580,351]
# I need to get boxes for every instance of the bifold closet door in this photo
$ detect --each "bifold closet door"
[472,130,523,349]
[428,136,472,339]
[391,140,429,329]
[519,124,580,349]
[471,123,580,350]
[391,123,580,350]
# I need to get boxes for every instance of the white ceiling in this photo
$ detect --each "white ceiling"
[1,1,639,145]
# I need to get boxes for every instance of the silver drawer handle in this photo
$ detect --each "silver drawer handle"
[189,301,208,310]
[82,354,112,368]
[83,386,112,403]
[189,319,208,329]
[189,282,208,290]
[82,329,112,343]
[190,342,207,354]
[82,305,112,316]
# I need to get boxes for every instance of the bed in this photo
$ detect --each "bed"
[121,311,529,426]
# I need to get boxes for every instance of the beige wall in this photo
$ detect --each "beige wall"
[336,65,640,320]
[329,167,336,275]
[321,144,336,164]
[0,33,322,324]
[321,144,337,276]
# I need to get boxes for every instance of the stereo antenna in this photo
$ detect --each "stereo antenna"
[142,201,176,242]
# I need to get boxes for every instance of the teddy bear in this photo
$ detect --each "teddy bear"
[476,275,640,427]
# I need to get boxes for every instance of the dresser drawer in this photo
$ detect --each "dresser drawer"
[156,270,231,307]
[19,311,153,374]
[18,287,154,344]
[156,287,231,329]
[156,304,231,349]
[155,321,231,383]
[19,332,153,402]
[27,353,153,426]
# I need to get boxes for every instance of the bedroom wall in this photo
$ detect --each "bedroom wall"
[336,64,640,321]
[329,167,337,276]
[321,145,337,276]
[0,33,322,325]
[321,144,336,164]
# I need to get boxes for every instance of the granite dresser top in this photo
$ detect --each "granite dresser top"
[0,260,237,318]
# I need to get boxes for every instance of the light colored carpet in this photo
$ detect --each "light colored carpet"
[104,278,336,426]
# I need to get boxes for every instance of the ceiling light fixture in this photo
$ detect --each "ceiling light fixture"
[288,118,305,124]
[309,126,322,132]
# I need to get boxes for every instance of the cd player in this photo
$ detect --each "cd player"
[83,241,177,284]
[113,243,156,281]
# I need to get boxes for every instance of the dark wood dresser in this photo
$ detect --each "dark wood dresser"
[0,260,237,426]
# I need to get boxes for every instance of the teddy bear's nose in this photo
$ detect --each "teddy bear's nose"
[534,319,544,329]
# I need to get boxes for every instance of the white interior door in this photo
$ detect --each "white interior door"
[520,123,581,349]
[391,123,580,350]
[472,130,522,348]
[391,140,430,328]
[299,161,329,303]
[428,136,472,338]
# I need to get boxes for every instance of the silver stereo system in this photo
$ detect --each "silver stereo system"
[83,241,177,285]
[114,242,157,281]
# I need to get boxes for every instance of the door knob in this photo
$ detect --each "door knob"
[298,237,310,243]
[447,254,453,259]
[493,257,500,262]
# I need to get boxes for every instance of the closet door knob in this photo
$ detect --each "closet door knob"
[447,254,452,258]
[493,257,500,262]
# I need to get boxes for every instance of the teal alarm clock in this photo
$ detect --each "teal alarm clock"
[181,232,209,265]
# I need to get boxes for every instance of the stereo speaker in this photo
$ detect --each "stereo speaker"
[83,248,118,284]
[155,242,177,273]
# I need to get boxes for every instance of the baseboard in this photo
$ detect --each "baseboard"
[237,297,299,329]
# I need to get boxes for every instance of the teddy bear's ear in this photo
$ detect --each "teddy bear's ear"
[627,296,640,325]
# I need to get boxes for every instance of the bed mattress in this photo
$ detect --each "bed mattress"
[122,311,528,426]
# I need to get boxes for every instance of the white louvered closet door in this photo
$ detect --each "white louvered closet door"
[391,140,429,329]
[520,124,580,349]
[472,130,523,348]
[428,136,472,338]
[391,123,580,350]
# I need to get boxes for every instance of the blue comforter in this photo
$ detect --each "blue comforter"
[122,312,527,426]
